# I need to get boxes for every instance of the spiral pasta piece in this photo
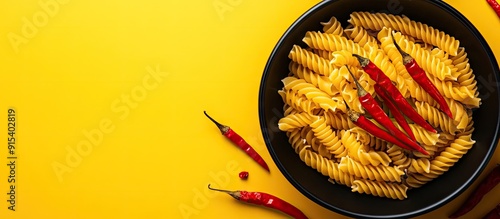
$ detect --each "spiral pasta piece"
[289,62,339,96]
[278,89,320,114]
[348,11,460,55]
[282,77,346,113]
[330,50,361,68]
[301,126,333,159]
[286,128,307,154]
[344,25,379,49]
[409,158,431,174]
[321,16,344,35]
[452,48,478,96]
[328,66,365,113]
[310,116,347,158]
[289,45,334,76]
[351,179,408,200]
[426,134,475,175]
[278,112,316,132]
[339,156,405,182]
[312,49,334,60]
[414,101,457,134]
[299,146,355,186]
[386,145,411,169]
[323,111,355,130]
[408,124,440,146]
[342,130,392,167]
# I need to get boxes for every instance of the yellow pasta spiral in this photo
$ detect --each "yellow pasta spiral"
[301,126,333,159]
[278,89,320,114]
[312,49,334,60]
[282,77,346,113]
[344,25,379,49]
[351,179,408,200]
[286,128,306,154]
[278,112,316,132]
[321,16,344,35]
[426,134,475,175]
[289,62,339,96]
[342,130,392,167]
[330,50,361,68]
[409,158,431,174]
[310,116,347,158]
[339,156,405,182]
[348,11,460,55]
[452,48,478,96]
[323,111,355,130]
[408,124,440,146]
[289,45,334,76]
[299,146,355,186]
[386,145,411,169]
[414,101,457,134]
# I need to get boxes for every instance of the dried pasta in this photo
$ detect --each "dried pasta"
[277,12,479,200]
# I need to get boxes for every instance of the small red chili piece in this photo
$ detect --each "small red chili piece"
[346,68,427,154]
[449,164,500,218]
[353,54,437,134]
[204,111,270,172]
[391,33,453,119]
[239,171,249,180]
[208,184,309,219]
[487,0,500,18]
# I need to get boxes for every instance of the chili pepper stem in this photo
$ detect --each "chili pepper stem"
[390,32,413,65]
[346,66,368,97]
[352,54,369,67]
[208,184,241,200]
[204,111,230,134]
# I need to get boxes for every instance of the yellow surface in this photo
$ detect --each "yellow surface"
[0,0,499,218]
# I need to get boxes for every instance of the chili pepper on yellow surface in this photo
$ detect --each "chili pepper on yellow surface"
[208,184,309,219]
[204,111,270,172]
[352,54,437,133]
[487,0,500,18]
[391,33,453,119]
[346,67,426,154]
[449,164,500,218]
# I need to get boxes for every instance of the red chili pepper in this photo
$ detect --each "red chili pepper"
[208,184,309,219]
[346,68,426,154]
[391,33,453,119]
[449,164,500,218]
[204,111,270,172]
[487,0,500,18]
[374,84,417,142]
[347,109,424,153]
[483,203,500,219]
[239,171,249,180]
[353,54,437,133]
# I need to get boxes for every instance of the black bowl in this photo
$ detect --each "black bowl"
[258,0,500,218]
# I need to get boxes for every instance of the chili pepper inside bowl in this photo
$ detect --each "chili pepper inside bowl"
[258,0,500,218]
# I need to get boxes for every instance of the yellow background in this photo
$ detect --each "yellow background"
[0,0,499,218]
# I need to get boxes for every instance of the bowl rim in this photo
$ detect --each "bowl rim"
[258,0,500,218]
